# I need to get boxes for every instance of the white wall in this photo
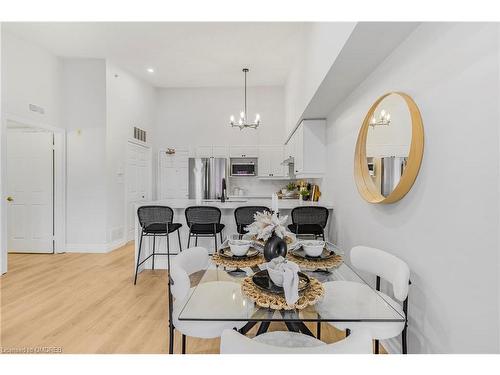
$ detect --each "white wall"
[323,23,500,353]
[284,23,356,135]
[62,59,108,249]
[1,32,62,126]
[106,62,156,246]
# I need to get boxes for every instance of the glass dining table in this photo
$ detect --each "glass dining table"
[177,240,405,336]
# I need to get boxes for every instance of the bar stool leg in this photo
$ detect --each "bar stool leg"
[152,234,156,270]
[134,231,144,285]
[195,235,198,246]
[317,322,321,340]
[177,229,182,252]
[167,233,170,258]
[187,228,191,248]
[182,334,187,354]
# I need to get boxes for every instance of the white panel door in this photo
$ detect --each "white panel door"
[126,142,151,241]
[7,131,54,253]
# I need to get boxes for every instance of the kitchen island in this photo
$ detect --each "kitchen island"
[134,198,333,271]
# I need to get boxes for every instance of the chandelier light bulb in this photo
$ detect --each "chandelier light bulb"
[230,115,235,123]
[381,109,386,117]
[255,113,260,122]
[240,111,245,119]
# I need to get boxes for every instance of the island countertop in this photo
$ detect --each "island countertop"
[135,198,334,210]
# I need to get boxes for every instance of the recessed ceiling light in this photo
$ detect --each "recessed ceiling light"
[147,68,155,73]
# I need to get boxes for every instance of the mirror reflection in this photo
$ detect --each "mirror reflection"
[366,94,412,197]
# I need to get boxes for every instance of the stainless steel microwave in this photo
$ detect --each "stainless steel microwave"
[230,158,257,176]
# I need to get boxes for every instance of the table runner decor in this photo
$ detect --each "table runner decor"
[241,275,324,310]
[212,252,265,269]
[286,253,343,270]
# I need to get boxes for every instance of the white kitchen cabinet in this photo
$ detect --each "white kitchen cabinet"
[158,148,189,199]
[258,145,284,178]
[195,145,213,158]
[212,145,228,158]
[229,145,259,158]
[286,119,326,178]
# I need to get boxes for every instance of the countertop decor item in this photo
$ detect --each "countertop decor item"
[229,68,261,130]
[241,274,324,310]
[354,92,424,204]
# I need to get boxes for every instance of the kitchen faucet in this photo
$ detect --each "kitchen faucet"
[221,178,227,203]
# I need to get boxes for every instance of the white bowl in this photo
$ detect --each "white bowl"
[301,240,325,257]
[228,239,251,256]
[267,267,284,287]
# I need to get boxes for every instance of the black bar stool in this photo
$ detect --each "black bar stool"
[234,206,270,237]
[134,205,182,285]
[185,206,224,252]
[287,206,329,240]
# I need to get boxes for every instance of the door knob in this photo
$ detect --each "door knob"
[6,196,14,202]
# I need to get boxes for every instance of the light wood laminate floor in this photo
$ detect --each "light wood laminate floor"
[1,243,380,354]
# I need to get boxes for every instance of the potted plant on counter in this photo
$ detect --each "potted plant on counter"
[299,189,310,201]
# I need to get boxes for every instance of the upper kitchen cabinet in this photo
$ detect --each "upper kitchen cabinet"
[196,145,228,158]
[287,119,326,178]
[229,145,259,158]
[258,145,285,178]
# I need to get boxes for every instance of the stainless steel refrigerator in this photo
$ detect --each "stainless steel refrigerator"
[188,158,227,200]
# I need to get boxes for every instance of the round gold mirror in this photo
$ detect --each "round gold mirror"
[354,92,424,204]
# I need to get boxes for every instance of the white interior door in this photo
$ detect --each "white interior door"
[6,130,54,253]
[126,142,151,241]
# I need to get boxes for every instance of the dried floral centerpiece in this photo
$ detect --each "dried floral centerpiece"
[245,211,295,261]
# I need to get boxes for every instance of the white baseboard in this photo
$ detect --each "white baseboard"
[64,243,110,253]
[64,238,128,254]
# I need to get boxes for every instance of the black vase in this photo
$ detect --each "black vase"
[263,233,287,261]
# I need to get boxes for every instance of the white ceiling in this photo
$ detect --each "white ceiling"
[3,22,305,88]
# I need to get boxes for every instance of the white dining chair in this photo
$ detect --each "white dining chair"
[168,246,247,354]
[220,329,373,354]
[325,245,410,354]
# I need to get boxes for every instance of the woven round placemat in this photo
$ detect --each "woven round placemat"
[241,276,324,310]
[286,253,343,270]
[212,252,265,269]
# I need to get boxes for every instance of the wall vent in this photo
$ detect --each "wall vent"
[29,103,45,114]
[133,127,147,142]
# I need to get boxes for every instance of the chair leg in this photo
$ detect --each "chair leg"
[374,339,380,354]
[134,231,144,285]
[182,334,186,354]
[402,326,408,354]
[220,231,223,244]
[195,235,198,246]
[167,233,170,262]
[345,329,350,337]
[316,322,321,340]
[152,234,156,270]
[214,233,217,253]
[177,229,182,252]
[169,324,174,354]
[187,228,192,248]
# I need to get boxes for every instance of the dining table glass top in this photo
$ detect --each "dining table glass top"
[177,240,405,323]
